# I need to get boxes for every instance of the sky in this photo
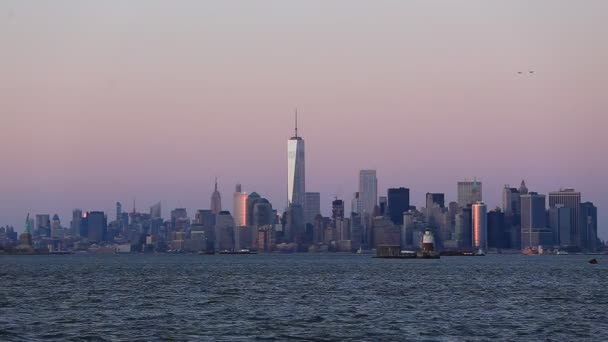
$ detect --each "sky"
[1,1,607,239]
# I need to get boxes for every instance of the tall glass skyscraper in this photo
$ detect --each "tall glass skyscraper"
[472,201,487,251]
[359,170,378,215]
[287,113,305,206]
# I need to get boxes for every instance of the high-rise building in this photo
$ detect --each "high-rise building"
[487,208,507,249]
[378,196,388,216]
[580,202,598,252]
[150,202,161,219]
[472,202,487,251]
[287,112,305,206]
[351,192,362,215]
[359,170,378,215]
[455,208,472,250]
[35,214,50,237]
[84,211,107,242]
[457,180,482,208]
[253,199,274,226]
[116,202,122,222]
[332,199,345,220]
[233,184,248,227]
[51,214,63,239]
[304,192,320,225]
[211,178,222,215]
[387,188,410,225]
[71,209,83,237]
[425,193,445,209]
[548,205,571,247]
[215,211,234,251]
[521,192,551,249]
[502,185,521,216]
[548,189,581,248]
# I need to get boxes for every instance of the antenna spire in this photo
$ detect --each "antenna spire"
[294,108,298,138]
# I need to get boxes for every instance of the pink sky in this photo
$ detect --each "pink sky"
[1,1,607,238]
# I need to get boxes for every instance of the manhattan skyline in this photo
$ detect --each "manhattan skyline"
[1,1,606,239]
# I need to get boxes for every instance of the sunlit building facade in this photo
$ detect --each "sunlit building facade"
[472,201,487,251]
[287,118,305,206]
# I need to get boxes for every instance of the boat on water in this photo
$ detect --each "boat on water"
[522,247,539,255]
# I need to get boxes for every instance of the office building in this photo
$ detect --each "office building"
[548,205,571,246]
[359,170,377,215]
[487,208,507,249]
[521,192,551,249]
[35,214,51,237]
[84,211,107,242]
[233,184,248,227]
[580,202,598,252]
[548,189,581,248]
[304,192,321,225]
[457,180,482,207]
[332,199,345,220]
[150,202,161,219]
[387,188,410,225]
[472,202,487,251]
[426,193,445,209]
[211,178,222,215]
[287,113,305,206]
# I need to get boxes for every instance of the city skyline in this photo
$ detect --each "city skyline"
[1,1,606,239]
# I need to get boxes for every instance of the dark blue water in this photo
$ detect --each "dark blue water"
[1,254,606,341]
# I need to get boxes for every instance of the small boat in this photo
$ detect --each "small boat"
[522,247,539,255]
[589,258,598,264]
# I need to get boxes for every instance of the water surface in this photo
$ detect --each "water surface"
[1,254,606,341]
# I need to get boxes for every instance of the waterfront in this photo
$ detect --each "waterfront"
[1,254,606,341]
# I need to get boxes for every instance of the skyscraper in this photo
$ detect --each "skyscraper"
[233,184,247,227]
[457,180,482,207]
[359,170,377,215]
[472,202,487,251]
[426,193,445,209]
[521,192,550,249]
[502,185,521,216]
[304,192,320,225]
[84,211,107,242]
[287,112,305,206]
[150,202,161,219]
[548,189,581,248]
[211,178,222,215]
[580,202,598,252]
[387,188,410,225]
[332,198,345,220]
[71,209,82,237]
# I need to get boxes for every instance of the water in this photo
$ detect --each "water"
[1,254,606,341]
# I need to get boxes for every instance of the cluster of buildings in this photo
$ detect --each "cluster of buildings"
[0,117,602,254]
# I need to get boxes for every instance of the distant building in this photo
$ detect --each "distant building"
[580,202,598,252]
[548,189,581,248]
[35,214,50,237]
[332,199,345,220]
[304,192,321,225]
[233,184,247,227]
[287,113,305,206]
[359,170,378,215]
[472,202,487,251]
[425,193,445,209]
[351,192,362,215]
[455,208,472,250]
[71,209,83,237]
[84,211,107,242]
[378,196,388,216]
[487,208,507,249]
[521,192,552,249]
[548,205,571,247]
[457,180,482,208]
[150,202,161,219]
[211,179,222,215]
[502,185,521,216]
[387,188,410,225]
[215,211,234,251]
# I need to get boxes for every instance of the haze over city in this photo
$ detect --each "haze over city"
[1,0,606,239]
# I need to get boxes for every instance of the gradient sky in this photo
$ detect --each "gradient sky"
[1,1,607,239]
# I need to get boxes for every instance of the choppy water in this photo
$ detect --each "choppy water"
[0,254,606,341]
